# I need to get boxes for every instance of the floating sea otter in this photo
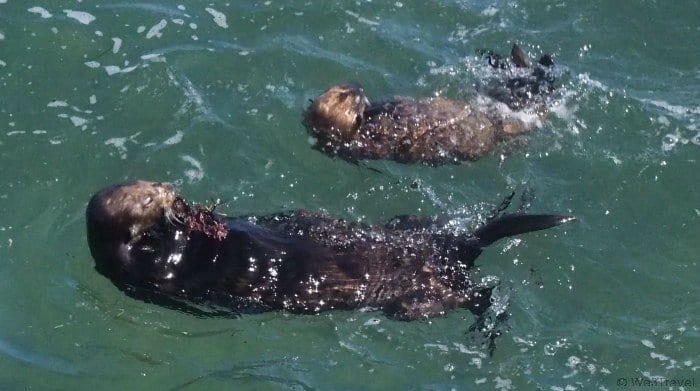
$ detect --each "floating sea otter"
[303,44,557,165]
[86,181,574,320]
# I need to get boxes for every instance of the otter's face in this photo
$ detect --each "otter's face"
[89,181,177,241]
[86,181,178,281]
[305,82,371,140]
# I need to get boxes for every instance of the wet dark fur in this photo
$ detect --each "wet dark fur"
[477,44,557,111]
[303,44,556,165]
[86,181,574,320]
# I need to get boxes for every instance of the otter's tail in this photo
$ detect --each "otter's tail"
[474,214,575,248]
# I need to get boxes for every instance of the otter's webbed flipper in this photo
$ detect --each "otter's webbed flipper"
[510,44,530,68]
[473,214,575,248]
[456,213,574,268]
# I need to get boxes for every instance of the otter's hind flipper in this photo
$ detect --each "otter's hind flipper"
[474,214,575,247]
[510,44,530,68]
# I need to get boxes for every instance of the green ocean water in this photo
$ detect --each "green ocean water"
[0,0,698,389]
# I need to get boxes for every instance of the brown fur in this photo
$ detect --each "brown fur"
[304,83,543,165]
[86,181,574,320]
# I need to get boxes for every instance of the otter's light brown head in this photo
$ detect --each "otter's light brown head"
[304,82,371,141]
[86,180,177,280]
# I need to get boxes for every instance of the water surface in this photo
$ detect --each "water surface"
[0,0,698,389]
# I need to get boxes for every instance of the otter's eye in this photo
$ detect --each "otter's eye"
[144,196,153,207]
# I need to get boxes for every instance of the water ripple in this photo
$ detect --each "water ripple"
[0,337,79,376]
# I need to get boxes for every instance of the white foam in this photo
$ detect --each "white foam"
[146,19,167,39]
[660,130,695,152]
[0,60,6,67]
[168,69,218,122]
[104,64,138,75]
[606,152,622,165]
[28,6,52,18]
[137,26,146,33]
[423,343,449,352]
[63,10,96,25]
[479,95,543,129]
[172,18,184,25]
[180,155,204,183]
[69,116,87,127]
[121,65,138,73]
[494,376,513,391]
[104,65,121,75]
[363,318,381,326]
[163,131,183,145]
[105,132,140,159]
[140,53,166,62]
[577,73,608,91]
[111,37,122,53]
[650,352,671,362]
[643,98,700,118]
[205,8,228,28]
[105,137,128,159]
[481,6,498,16]
[47,100,69,107]
[89,95,97,104]
[344,10,380,26]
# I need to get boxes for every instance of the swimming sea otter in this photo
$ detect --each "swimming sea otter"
[86,181,574,320]
[303,44,557,165]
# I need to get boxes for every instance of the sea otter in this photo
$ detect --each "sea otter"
[303,44,557,165]
[86,181,574,320]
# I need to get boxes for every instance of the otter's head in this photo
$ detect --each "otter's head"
[86,180,178,282]
[304,82,371,141]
